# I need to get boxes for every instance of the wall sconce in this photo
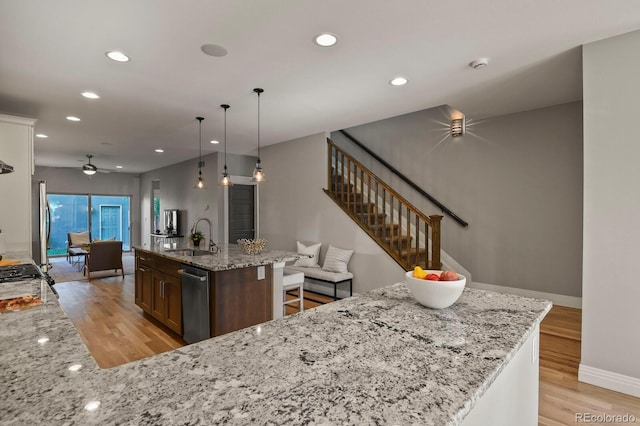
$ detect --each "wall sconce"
[451,116,466,138]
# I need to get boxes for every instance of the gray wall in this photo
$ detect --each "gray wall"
[33,166,141,247]
[260,133,405,294]
[581,29,640,388]
[139,152,257,248]
[331,101,584,297]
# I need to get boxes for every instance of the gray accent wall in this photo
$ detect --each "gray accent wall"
[582,29,640,388]
[139,152,257,249]
[33,166,141,247]
[259,133,405,294]
[331,102,584,297]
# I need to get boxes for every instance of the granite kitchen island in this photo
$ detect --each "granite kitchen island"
[133,244,303,338]
[1,251,551,425]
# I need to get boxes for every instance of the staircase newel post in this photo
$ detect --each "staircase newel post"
[430,215,443,269]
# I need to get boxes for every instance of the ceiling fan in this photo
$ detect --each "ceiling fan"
[81,154,111,175]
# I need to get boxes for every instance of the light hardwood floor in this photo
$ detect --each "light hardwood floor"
[56,276,640,423]
[538,306,640,425]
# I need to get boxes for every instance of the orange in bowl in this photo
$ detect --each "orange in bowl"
[405,270,466,309]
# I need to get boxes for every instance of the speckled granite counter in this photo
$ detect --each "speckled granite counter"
[1,264,551,425]
[134,243,303,271]
[0,251,45,300]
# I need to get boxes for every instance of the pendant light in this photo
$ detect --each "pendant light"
[194,116,205,189]
[220,104,232,186]
[251,88,266,182]
[82,155,97,175]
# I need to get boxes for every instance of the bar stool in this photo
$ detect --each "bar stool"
[282,270,304,316]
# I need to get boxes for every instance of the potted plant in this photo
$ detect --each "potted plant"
[189,231,205,247]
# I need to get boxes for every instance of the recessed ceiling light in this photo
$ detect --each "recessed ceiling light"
[116,165,123,169]
[155,149,164,153]
[201,44,228,57]
[37,337,49,344]
[314,33,338,47]
[390,77,408,86]
[210,140,219,144]
[35,133,48,138]
[105,51,130,62]
[66,116,81,122]
[68,364,82,372]
[82,91,100,99]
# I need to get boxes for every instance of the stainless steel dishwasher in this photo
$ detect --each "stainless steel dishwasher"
[178,264,210,344]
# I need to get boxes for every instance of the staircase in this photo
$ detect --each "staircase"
[324,139,442,271]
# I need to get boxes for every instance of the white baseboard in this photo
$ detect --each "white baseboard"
[469,282,582,309]
[579,364,640,398]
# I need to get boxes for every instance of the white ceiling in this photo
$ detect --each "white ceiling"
[1,1,639,174]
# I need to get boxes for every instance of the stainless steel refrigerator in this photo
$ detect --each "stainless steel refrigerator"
[31,180,51,272]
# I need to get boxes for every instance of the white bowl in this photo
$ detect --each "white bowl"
[404,270,466,309]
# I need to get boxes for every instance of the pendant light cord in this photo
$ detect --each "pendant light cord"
[221,104,230,170]
[257,91,261,162]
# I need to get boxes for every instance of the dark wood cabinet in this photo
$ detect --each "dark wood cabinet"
[135,251,182,336]
[211,265,272,337]
[162,273,182,334]
[135,262,152,314]
[135,250,273,340]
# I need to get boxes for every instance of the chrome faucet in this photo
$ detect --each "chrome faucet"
[191,217,218,253]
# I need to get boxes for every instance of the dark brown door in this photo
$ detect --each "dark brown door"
[229,184,255,243]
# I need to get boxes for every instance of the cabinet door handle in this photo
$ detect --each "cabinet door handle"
[139,257,147,261]
[139,267,149,272]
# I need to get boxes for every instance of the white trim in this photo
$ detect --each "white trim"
[0,113,37,126]
[578,364,640,398]
[469,281,582,308]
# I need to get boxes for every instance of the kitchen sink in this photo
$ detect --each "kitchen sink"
[164,249,213,257]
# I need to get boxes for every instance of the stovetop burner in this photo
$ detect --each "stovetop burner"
[0,264,44,283]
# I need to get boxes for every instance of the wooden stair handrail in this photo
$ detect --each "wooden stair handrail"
[326,138,443,270]
[328,140,437,227]
[339,129,468,228]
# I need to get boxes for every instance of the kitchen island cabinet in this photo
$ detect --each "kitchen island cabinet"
[134,246,286,338]
[135,252,182,335]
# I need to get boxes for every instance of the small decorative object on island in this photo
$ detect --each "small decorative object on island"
[190,231,205,247]
[237,238,267,255]
[405,267,466,309]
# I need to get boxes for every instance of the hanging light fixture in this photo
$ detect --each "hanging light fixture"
[194,116,205,189]
[220,104,232,186]
[82,155,97,175]
[251,88,266,182]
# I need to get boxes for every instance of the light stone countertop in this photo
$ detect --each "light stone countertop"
[0,258,551,426]
[134,243,305,272]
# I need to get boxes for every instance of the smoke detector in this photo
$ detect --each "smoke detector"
[469,58,489,70]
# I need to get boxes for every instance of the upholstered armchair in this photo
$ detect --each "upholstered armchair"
[85,240,124,280]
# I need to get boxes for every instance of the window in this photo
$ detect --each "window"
[47,193,132,256]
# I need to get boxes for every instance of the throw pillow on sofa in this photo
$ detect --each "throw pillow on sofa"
[294,241,321,268]
[322,245,353,274]
[69,231,90,246]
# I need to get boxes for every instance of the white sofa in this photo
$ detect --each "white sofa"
[284,242,353,300]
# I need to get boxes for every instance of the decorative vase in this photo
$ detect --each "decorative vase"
[193,240,200,247]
